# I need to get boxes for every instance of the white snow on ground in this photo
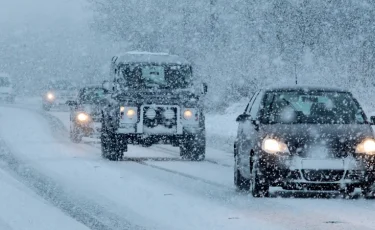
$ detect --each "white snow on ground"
[1,100,375,229]
[0,163,89,230]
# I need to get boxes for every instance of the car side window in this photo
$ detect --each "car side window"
[249,91,263,119]
[245,91,260,114]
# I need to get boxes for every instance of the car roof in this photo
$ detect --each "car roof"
[264,85,349,93]
[113,51,190,65]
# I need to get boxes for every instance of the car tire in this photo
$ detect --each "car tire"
[180,134,205,161]
[234,154,250,191]
[361,183,375,199]
[251,160,270,197]
[70,123,82,143]
[339,185,355,198]
[101,121,125,161]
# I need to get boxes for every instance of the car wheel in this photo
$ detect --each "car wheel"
[234,154,250,191]
[180,134,205,161]
[361,183,375,199]
[339,185,355,198]
[100,122,125,161]
[251,160,270,197]
[70,123,82,143]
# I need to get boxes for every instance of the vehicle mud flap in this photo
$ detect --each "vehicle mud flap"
[251,161,270,197]
[234,155,250,191]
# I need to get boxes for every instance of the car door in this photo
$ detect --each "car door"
[237,91,260,178]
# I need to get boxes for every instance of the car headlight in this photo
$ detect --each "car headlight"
[77,113,89,122]
[262,138,289,154]
[126,109,136,118]
[183,109,193,120]
[120,106,138,123]
[356,139,375,154]
[47,92,55,100]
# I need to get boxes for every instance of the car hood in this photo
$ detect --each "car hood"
[259,124,374,158]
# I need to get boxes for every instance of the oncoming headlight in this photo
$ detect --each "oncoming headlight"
[183,110,193,120]
[356,139,375,154]
[120,106,138,123]
[77,113,89,122]
[47,92,55,101]
[262,138,289,154]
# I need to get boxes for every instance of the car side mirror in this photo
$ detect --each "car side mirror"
[202,83,208,95]
[66,100,77,107]
[370,116,375,125]
[236,114,250,122]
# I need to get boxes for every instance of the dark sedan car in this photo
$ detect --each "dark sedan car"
[234,86,375,198]
[66,86,106,143]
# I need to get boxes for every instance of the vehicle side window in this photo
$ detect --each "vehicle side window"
[245,91,259,114]
[250,92,263,119]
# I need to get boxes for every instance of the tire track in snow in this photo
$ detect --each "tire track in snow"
[0,109,145,230]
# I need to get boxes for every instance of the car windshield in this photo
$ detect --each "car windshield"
[0,77,10,87]
[120,63,192,89]
[260,90,367,124]
[79,88,105,103]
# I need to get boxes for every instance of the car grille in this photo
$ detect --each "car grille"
[302,170,344,182]
[143,106,178,129]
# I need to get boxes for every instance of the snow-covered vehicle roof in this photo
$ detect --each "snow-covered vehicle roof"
[265,85,348,93]
[112,51,190,65]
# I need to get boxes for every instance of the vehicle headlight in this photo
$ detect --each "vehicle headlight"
[163,109,175,119]
[126,109,136,118]
[183,109,193,120]
[120,106,138,123]
[47,92,55,100]
[77,113,89,122]
[356,139,375,154]
[145,108,156,119]
[262,138,289,154]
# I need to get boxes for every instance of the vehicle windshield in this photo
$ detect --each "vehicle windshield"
[79,88,105,103]
[120,63,192,89]
[260,90,366,124]
[0,77,10,87]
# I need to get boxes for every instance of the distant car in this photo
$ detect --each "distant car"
[234,86,375,198]
[66,86,106,143]
[0,73,15,103]
[42,80,77,111]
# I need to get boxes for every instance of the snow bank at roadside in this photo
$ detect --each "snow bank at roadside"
[205,99,248,152]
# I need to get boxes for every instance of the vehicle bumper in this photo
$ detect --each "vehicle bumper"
[258,152,375,189]
[76,121,102,138]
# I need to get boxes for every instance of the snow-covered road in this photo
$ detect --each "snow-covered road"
[1,101,375,230]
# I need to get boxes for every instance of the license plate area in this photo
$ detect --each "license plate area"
[302,159,344,170]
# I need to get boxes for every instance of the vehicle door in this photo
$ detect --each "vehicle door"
[236,91,261,176]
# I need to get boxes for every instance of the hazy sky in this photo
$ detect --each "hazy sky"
[0,0,120,92]
[0,0,89,31]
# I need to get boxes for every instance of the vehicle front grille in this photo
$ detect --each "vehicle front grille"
[302,170,344,182]
[143,106,178,129]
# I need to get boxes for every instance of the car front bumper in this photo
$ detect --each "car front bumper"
[76,121,102,138]
[258,152,375,189]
